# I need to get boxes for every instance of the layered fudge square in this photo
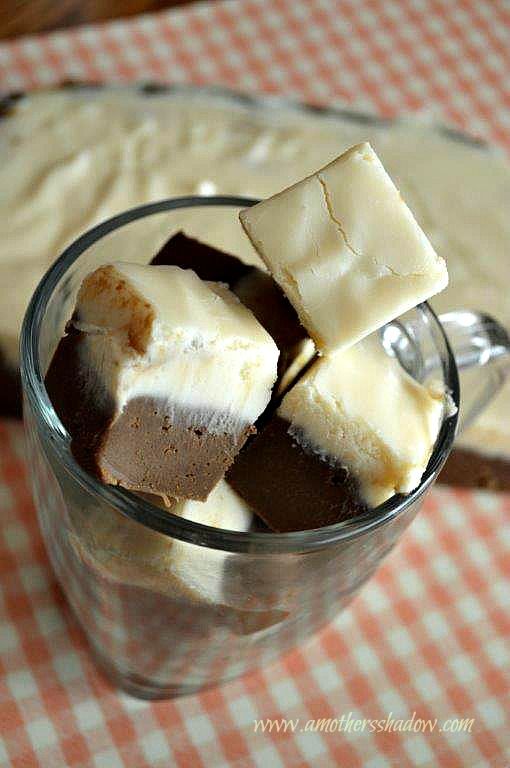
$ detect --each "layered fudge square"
[46,262,279,500]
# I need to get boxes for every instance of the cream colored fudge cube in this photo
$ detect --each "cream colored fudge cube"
[240,142,448,352]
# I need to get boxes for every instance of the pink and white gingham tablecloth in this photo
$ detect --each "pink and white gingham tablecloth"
[0,1,509,766]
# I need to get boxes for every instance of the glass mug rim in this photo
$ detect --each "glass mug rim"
[20,196,459,554]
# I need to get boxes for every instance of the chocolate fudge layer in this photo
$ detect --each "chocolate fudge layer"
[150,232,311,393]
[227,416,367,532]
[0,352,22,419]
[151,230,252,284]
[229,335,446,531]
[46,263,278,500]
[438,449,510,491]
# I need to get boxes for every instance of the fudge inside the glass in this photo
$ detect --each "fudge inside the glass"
[46,141,449,533]
[227,335,445,532]
[46,262,279,500]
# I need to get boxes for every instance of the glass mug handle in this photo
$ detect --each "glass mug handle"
[438,311,510,433]
[382,309,510,434]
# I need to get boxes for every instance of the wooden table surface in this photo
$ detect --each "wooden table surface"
[2,0,198,40]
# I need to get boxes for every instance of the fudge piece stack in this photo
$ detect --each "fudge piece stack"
[46,142,449,532]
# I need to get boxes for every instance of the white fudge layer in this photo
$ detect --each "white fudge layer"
[170,481,252,603]
[278,335,445,506]
[240,142,448,352]
[73,480,253,606]
[73,262,279,429]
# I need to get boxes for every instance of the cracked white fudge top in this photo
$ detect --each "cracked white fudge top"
[240,142,448,352]
[278,334,445,506]
[73,262,279,426]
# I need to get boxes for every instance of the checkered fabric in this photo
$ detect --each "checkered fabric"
[0,1,509,766]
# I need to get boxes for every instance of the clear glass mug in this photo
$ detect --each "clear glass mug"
[20,197,510,699]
